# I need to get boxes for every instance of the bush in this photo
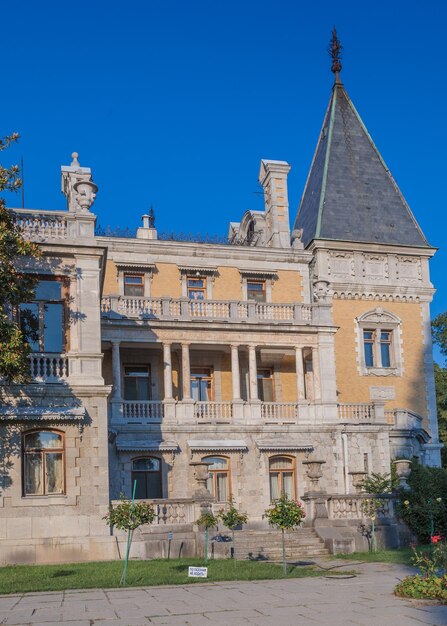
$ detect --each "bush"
[395,574,447,602]
[395,462,447,543]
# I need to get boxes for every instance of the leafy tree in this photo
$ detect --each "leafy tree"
[263,494,306,574]
[434,364,447,468]
[218,497,248,563]
[432,313,447,358]
[0,133,40,382]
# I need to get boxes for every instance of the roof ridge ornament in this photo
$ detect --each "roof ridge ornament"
[328,27,343,83]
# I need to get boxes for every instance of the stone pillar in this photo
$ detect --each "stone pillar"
[312,347,321,401]
[163,343,173,400]
[182,343,191,400]
[111,341,122,400]
[231,344,241,400]
[248,345,258,400]
[295,347,305,401]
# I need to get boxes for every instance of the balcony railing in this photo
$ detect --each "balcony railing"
[338,403,375,421]
[13,210,68,240]
[29,353,69,382]
[195,401,233,422]
[261,402,299,422]
[122,401,164,420]
[101,295,324,325]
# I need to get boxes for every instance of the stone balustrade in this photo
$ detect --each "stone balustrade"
[122,401,164,420]
[29,353,69,382]
[195,401,233,422]
[327,494,395,520]
[110,399,303,424]
[110,499,196,525]
[12,208,95,241]
[101,295,327,325]
[261,402,299,422]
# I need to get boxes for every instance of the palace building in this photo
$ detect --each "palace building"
[0,48,442,563]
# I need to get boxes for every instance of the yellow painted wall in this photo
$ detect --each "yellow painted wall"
[151,264,182,298]
[213,268,243,300]
[220,353,232,401]
[273,270,302,303]
[333,300,427,418]
[103,260,118,295]
[279,355,297,402]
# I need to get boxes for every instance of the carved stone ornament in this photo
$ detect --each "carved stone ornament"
[312,279,331,303]
[73,180,98,212]
[349,471,367,493]
[190,461,213,501]
[393,459,412,491]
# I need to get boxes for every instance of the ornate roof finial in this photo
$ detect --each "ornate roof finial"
[328,27,343,82]
[148,205,155,228]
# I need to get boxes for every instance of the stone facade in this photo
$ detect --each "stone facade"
[0,76,443,563]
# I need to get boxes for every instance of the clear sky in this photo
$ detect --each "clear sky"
[3,0,447,353]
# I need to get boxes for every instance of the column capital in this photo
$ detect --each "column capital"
[111,340,121,347]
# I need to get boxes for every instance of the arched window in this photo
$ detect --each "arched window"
[131,457,162,499]
[203,456,230,502]
[356,308,402,376]
[23,430,64,495]
[269,456,295,500]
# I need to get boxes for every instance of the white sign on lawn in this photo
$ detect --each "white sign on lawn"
[188,566,208,578]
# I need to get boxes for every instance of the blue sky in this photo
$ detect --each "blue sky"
[3,0,447,355]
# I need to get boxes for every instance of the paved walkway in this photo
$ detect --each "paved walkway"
[0,562,446,625]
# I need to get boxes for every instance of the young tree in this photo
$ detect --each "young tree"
[0,133,40,382]
[104,491,155,584]
[196,510,219,562]
[263,494,306,575]
[218,497,248,563]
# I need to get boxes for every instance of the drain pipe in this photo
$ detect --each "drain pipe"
[341,432,350,494]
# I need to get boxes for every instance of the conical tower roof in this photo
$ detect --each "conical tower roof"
[294,80,429,249]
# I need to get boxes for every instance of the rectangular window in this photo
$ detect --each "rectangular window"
[187,277,206,300]
[380,331,392,368]
[247,280,266,302]
[363,330,375,367]
[124,274,144,297]
[20,278,66,353]
[124,366,151,400]
[191,367,213,401]
[257,368,274,401]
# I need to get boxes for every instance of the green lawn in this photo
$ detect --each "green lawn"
[335,546,432,566]
[0,558,334,595]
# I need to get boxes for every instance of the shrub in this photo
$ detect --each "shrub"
[219,498,248,562]
[395,462,447,543]
[395,574,447,602]
[263,494,306,574]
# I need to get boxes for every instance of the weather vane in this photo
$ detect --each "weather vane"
[328,27,343,80]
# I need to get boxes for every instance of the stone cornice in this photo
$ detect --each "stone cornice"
[308,239,436,258]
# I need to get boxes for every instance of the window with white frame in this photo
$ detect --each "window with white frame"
[23,430,65,496]
[116,264,154,298]
[357,308,402,376]
[240,270,277,302]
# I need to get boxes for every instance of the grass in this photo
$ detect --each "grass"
[0,558,335,595]
[335,545,433,566]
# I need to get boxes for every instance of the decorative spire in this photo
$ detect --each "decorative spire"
[328,27,343,82]
[148,205,155,228]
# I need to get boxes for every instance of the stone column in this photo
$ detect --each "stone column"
[163,343,173,400]
[231,344,241,400]
[295,346,305,401]
[248,345,258,401]
[182,343,191,400]
[111,341,122,400]
[312,347,321,401]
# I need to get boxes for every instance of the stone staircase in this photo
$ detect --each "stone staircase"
[218,528,330,561]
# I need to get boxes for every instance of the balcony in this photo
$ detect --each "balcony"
[110,399,302,425]
[101,295,331,325]
[28,353,69,383]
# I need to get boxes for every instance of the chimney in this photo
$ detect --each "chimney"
[258,159,291,248]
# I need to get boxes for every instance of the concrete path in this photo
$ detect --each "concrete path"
[0,562,446,625]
